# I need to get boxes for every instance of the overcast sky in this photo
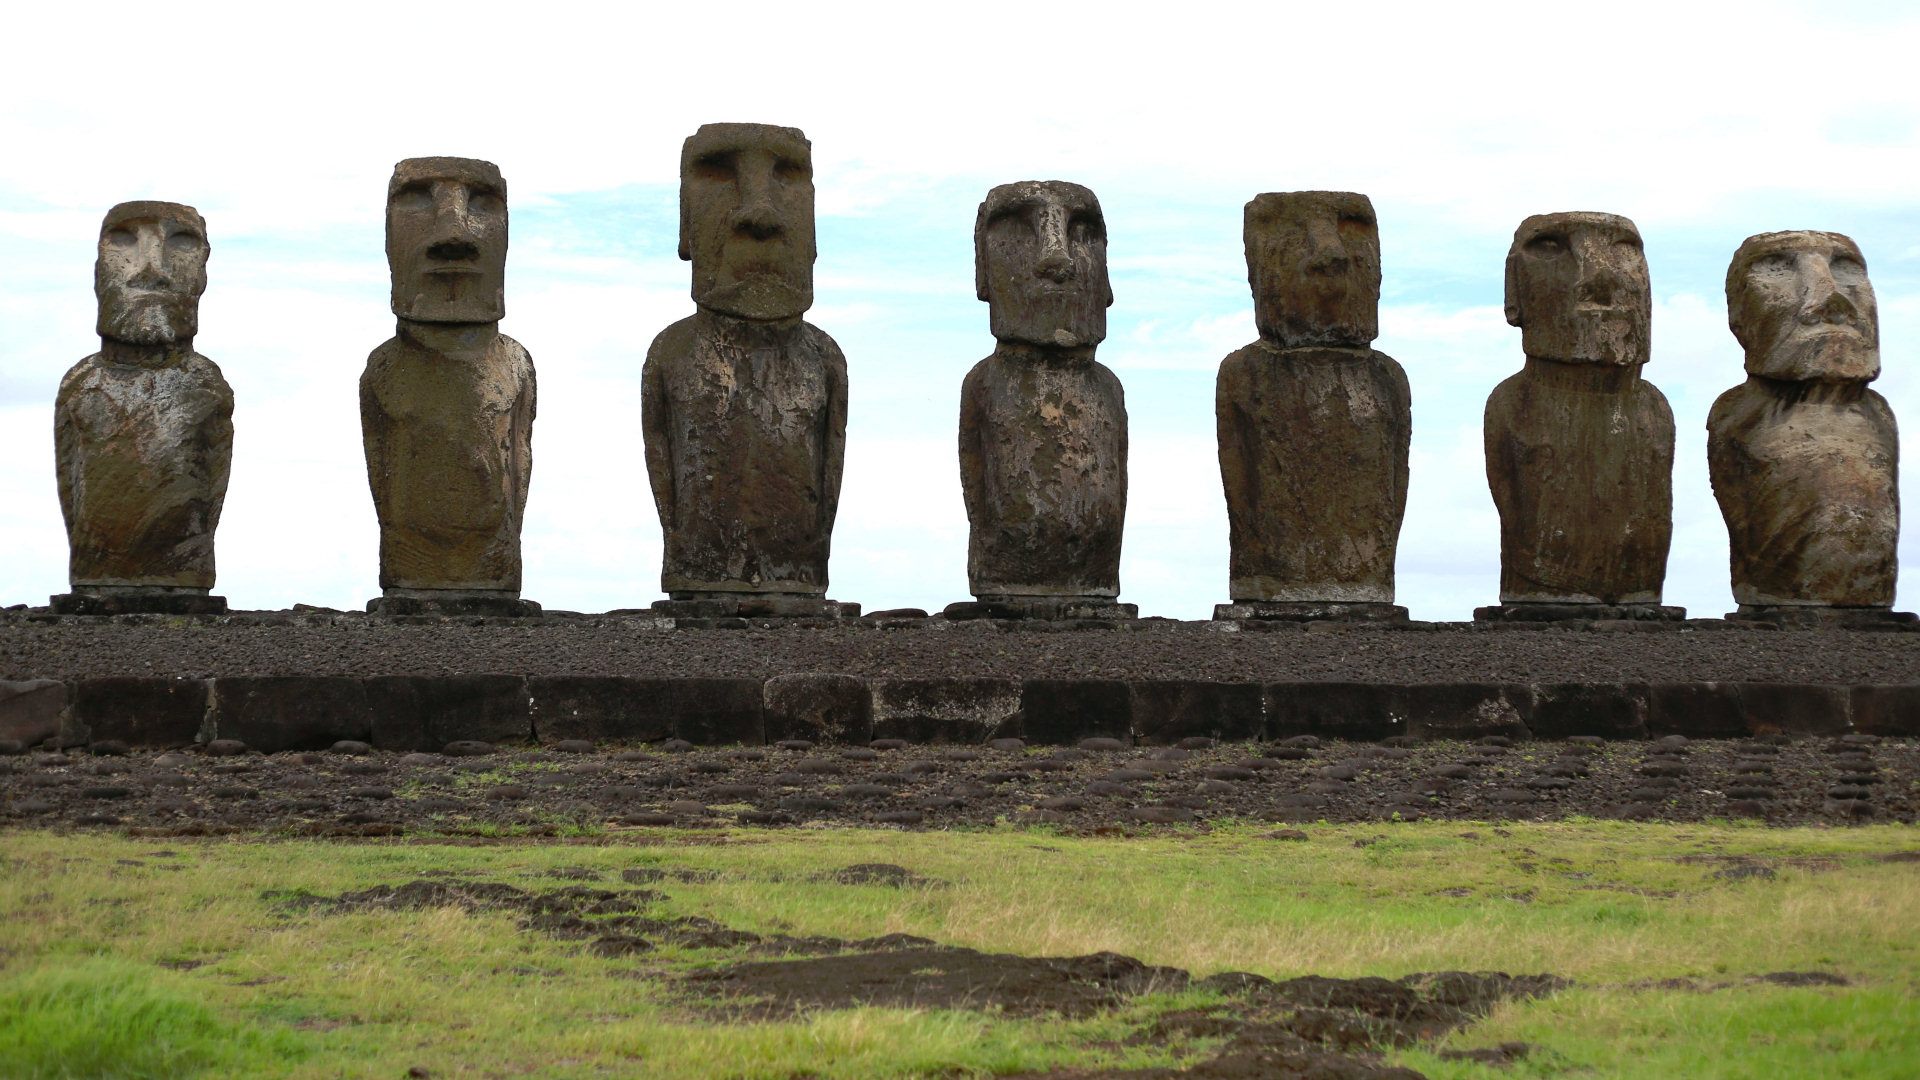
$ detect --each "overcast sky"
[5,1,1920,619]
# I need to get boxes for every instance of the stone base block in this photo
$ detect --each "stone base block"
[654,597,860,619]
[944,598,1138,621]
[1474,603,1685,623]
[368,593,542,617]
[1727,606,1918,630]
[765,673,872,744]
[0,680,69,748]
[1214,601,1408,622]
[51,591,227,616]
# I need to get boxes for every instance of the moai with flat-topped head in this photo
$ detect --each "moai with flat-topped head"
[947,180,1132,621]
[642,123,856,619]
[360,157,539,617]
[1478,212,1682,622]
[53,202,233,615]
[1710,231,1909,627]
[1214,191,1411,622]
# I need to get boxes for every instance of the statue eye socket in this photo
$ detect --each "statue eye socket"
[163,232,203,253]
[1525,236,1565,257]
[773,158,809,182]
[989,208,1036,236]
[468,188,504,215]
[1831,256,1868,282]
[692,152,736,181]
[105,228,138,249]
[392,184,433,211]
[1748,253,1795,281]
[1068,212,1104,242]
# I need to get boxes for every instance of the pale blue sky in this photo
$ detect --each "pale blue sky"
[5,1,1920,619]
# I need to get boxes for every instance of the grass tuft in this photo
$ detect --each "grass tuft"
[0,957,307,1079]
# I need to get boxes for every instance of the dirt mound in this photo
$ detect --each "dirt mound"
[686,947,1190,1017]
[1091,970,1567,1077]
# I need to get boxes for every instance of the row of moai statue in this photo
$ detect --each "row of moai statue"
[47,123,1906,626]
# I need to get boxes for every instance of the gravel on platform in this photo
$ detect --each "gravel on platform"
[1,619,1917,684]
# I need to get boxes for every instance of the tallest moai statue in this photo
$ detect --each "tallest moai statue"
[1214,192,1411,622]
[53,202,234,615]
[1478,212,1682,622]
[642,123,856,619]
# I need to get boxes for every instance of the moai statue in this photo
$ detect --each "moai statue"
[52,202,233,615]
[947,181,1133,621]
[1214,192,1411,622]
[642,123,857,619]
[360,157,539,616]
[1710,231,1910,626]
[1477,212,1682,621]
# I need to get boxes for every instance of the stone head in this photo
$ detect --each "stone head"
[1504,212,1651,367]
[975,181,1112,349]
[386,157,507,323]
[1245,191,1380,347]
[1726,230,1878,382]
[680,123,815,321]
[95,201,208,347]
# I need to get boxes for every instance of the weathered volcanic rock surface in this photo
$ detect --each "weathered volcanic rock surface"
[2,620,1918,684]
[5,734,1913,832]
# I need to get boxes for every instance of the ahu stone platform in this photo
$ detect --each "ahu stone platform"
[2,612,1917,755]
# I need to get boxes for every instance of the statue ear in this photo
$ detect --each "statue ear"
[1503,249,1523,327]
[678,200,692,262]
[975,233,990,302]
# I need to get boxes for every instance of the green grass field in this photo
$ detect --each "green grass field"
[3,821,1917,1078]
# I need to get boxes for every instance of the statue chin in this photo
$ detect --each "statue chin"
[102,308,189,347]
[699,278,811,321]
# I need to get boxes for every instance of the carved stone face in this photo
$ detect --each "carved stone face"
[95,201,208,347]
[1727,230,1878,382]
[1505,212,1651,367]
[386,157,507,323]
[680,123,815,321]
[1245,191,1380,347]
[976,181,1111,348]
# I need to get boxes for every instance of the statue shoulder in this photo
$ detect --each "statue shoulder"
[644,315,699,370]
[56,354,106,401]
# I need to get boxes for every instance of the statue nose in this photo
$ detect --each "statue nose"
[1036,250,1074,282]
[1576,263,1619,306]
[731,201,784,241]
[1803,278,1858,323]
[427,240,480,262]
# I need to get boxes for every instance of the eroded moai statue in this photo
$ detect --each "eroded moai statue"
[1710,231,1908,626]
[950,181,1132,620]
[1214,192,1410,622]
[642,123,856,618]
[53,202,233,615]
[361,157,538,616]
[1479,212,1681,621]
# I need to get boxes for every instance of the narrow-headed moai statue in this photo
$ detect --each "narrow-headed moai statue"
[1477,212,1682,621]
[1710,231,1910,627]
[1214,192,1411,622]
[947,181,1132,621]
[360,157,539,617]
[53,202,233,616]
[642,123,856,619]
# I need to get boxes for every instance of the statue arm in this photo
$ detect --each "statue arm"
[957,360,988,528]
[52,364,87,537]
[819,335,848,532]
[515,342,536,522]
[640,331,677,531]
[359,351,390,527]
[202,360,236,528]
